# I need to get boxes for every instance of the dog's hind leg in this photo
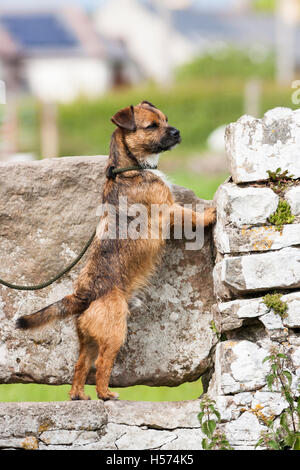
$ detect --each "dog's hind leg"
[77,288,128,401]
[69,326,98,401]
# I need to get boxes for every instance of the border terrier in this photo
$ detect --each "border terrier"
[16,101,216,400]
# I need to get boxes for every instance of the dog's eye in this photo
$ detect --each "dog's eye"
[146,122,158,129]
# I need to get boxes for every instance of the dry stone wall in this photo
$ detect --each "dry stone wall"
[0,107,299,450]
[211,107,300,449]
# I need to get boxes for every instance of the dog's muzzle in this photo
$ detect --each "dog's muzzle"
[158,126,181,151]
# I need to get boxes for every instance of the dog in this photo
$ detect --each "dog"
[16,101,216,400]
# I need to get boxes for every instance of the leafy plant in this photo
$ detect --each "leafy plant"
[267,168,294,183]
[263,292,288,319]
[266,168,295,196]
[255,352,300,450]
[268,199,295,232]
[198,394,233,450]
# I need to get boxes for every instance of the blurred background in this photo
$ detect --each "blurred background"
[0,0,300,402]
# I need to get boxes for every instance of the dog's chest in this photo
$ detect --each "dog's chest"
[148,169,171,188]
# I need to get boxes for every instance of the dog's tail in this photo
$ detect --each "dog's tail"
[16,294,87,330]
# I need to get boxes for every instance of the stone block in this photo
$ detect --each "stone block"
[214,181,300,254]
[216,247,300,294]
[215,224,300,254]
[286,185,300,217]
[213,340,270,395]
[225,107,300,183]
[215,183,279,226]
[213,292,300,332]
[0,400,206,450]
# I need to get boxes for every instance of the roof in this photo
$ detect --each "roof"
[0,7,104,58]
[0,13,78,50]
[172,9,300,49]
[170,9,300,63]
[172,10,274,44]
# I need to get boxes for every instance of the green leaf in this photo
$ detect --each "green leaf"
[198,411,205,423]
[267,440,281,450]
[282,370,292,387]
[213,409,221,422]
[284,390,294,407]
[202,438,209,450]
[202,421,211,438]
[279,413,289,433]
[255,437,265,448]
[271,363,278,373]
[277,353,288,360]
[284,433,296,448]
[207,439,217,450]
[263,355,273,363]
[292,435,300,451]
[207,419,217,436]
[267,373,275,391]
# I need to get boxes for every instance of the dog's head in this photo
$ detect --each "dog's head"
[111,101,181,168]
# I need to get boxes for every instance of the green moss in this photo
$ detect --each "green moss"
[268,199,295,232]
[263,292,288,319]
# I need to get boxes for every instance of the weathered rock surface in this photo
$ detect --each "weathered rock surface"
[215,247,300,296]
[215,223,300,254]
[286,185,300,217]
[0,400,205,450]
[0,156,216,387]
[210,340,270,395]
[225,107,300,183]
[214,181,300,254]
[215,183,279,227]
[213,292,300,333]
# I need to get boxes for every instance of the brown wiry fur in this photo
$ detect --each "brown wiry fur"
[16,102,216,400]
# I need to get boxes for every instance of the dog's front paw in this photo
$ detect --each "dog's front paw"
[204,207,216,226]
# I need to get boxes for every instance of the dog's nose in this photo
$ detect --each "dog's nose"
[169,127,180,138]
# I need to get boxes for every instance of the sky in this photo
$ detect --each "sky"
[0,0,235,12]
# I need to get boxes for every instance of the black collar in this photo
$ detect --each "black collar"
[106,165,157,180]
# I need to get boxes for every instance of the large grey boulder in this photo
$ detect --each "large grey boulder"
[0,156,217,387]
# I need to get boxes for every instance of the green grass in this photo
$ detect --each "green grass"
[253,0,276,12]
[176,47,275,81]
[57,79,245,159]
[168,170,228,200]
[0,379,203,402]
[18,78,298,164]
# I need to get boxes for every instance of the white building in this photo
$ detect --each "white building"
[94,0,194,84]
[0,6,131,103]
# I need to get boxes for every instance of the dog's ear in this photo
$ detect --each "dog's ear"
[111,105,136,131]
[140,100,157,109]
